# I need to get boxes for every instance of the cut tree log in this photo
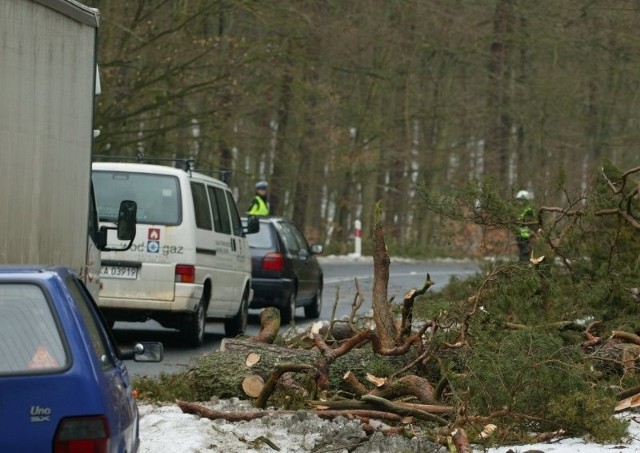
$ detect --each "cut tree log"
[189,338,412,401]
[241,373,265,398]
[368,375,437,404]
[245,352,261,367]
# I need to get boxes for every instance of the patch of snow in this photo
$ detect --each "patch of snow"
[138,400,640,453]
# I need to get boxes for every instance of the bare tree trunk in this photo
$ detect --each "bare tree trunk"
[371,203,397,347]
[269,53,294,216]
[292,66,318,232]
[486,0,514,193]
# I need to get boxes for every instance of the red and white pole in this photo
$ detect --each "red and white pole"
[354,220,362,257]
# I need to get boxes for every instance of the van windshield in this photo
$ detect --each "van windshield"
[92,171,181,225]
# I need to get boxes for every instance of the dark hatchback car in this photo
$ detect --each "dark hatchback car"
[0,266,163,452]
[243,217,324,324]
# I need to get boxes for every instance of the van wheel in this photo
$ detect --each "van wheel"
[281,290,297,325]
[181,300,206,348]
[224,289,248,337]
[304,285,322,319]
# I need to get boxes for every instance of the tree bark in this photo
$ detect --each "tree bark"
[372,203,397,348]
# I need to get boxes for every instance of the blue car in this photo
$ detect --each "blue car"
[0,266,163,452]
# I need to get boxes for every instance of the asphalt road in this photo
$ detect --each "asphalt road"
[114,256,481,378]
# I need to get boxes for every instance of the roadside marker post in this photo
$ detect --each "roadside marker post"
[353,220,362,257]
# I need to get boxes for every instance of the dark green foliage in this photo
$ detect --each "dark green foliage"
[420,177,522,232]
[412,162,640,443]
[547,392,629,443]
[133,372,196,403]
[449,330,586,424]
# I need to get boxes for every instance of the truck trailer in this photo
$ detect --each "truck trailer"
[0,0,134,297]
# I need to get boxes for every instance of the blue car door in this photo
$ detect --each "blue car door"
[65,274,140,453]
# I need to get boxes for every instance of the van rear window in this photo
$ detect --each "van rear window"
[93,171,181,225]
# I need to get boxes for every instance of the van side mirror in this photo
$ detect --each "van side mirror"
[244,215,260,235]
[117,200,137,241]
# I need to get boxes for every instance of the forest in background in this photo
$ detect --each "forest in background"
[85,0,640,256]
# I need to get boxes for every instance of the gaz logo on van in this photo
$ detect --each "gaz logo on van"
[148,228,160,253]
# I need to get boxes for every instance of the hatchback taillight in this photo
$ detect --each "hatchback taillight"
[175,264,196,283]
[53,415,109,453]
[262,253,284,271]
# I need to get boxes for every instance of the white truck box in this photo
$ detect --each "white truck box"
[0,0,134,297]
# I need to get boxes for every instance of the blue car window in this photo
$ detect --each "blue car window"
[0,284,67,374]
[65,275,117,371]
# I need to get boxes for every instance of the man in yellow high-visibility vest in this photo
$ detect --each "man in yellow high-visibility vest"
[515,190,535,262]
[247,181,270,216]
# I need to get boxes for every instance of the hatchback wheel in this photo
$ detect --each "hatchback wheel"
[304,285,322,319]
[281,290,297,325]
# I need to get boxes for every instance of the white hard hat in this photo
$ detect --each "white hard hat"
[516,190,533,200]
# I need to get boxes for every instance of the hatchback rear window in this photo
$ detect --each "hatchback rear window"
[0,284,67,374]
[247,224,274,248]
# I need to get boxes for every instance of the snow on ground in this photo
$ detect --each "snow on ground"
[138,399,640,453]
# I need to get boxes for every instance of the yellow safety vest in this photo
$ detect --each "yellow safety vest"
[517,206,534,239]
[248,195,269,216]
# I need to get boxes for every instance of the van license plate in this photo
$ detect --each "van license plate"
[100,266,138,279]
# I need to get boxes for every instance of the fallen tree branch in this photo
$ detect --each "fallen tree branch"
[343,370,369,396]
[361,394,449,425]
[308,398,455,414]
[313,322,432,365]
[398,274,434,342]
[177,400,274,421]
[256,363,317,409]
[612,330,640,346]
[178,400,410,425]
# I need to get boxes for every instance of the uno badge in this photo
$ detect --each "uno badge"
[147,228,160,253]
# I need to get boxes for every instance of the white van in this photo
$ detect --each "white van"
[92,162,258,347]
